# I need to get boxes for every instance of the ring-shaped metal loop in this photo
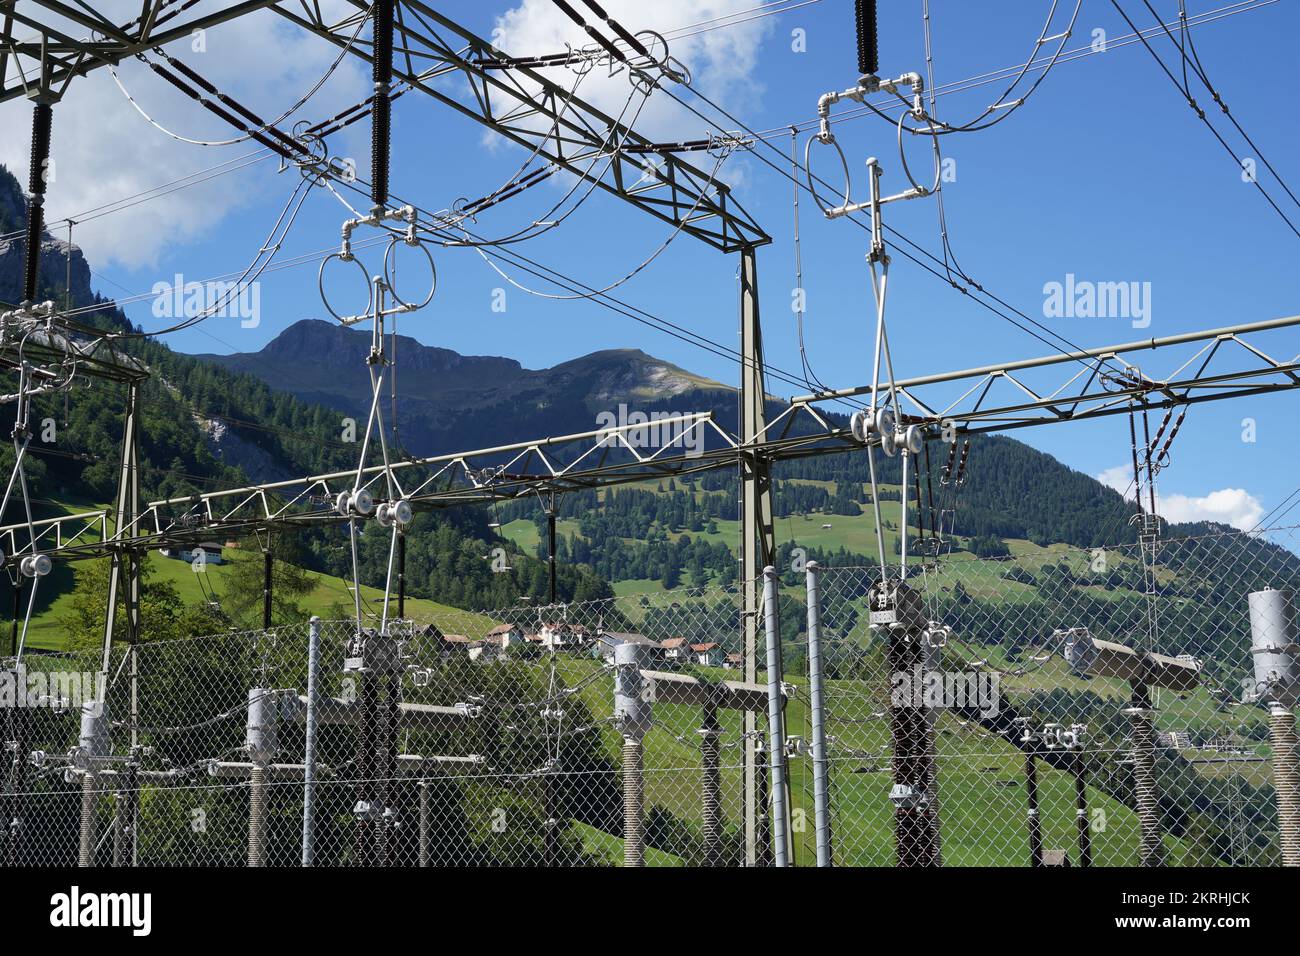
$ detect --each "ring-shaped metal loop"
[318,252,373,323]
[805,133,851,217]
[896,112,941,197]
[632,30,671,71]
[382,237,436,312]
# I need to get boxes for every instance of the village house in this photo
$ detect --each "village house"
[592,631,663,666]
[660,637,690,664]
[690,642,724,667]
[539,622,591,651]
[469,630,522,663]
[487,623,525,647]
[159,541,224,565]
[440,634,473,658]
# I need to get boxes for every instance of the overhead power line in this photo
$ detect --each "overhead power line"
[1109,0,1300,239]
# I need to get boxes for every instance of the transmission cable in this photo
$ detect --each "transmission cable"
[1140,0,1300,213]
[104,5,373,148]
[1108,0,1300,239]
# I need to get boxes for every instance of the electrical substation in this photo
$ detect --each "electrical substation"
[0,0,1298,872]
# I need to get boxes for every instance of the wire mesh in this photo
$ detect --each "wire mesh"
[2,583,759,866]
[3,524,1298,866]
[805,524,1300,867]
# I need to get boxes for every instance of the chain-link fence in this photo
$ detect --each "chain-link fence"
[804,524,1300,867]
[2,584,763,867]
[3,524,1299,866]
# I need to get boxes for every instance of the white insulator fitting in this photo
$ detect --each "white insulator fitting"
[924,623,950,649]
[902,424,923,455]
[875,407,895,439]
[850,409,873,443]
[20,553,51,578]
[335,489,375,517]
[351,489,374,516]
[376,499,413,529]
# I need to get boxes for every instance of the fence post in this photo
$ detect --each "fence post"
[1073,747,1092,868]
[762,566,790,867]
[1020,725,1043,868]
[302,616,321,867]
[111,790,125,866]
[246,687,277,867]
[805,562,832,867]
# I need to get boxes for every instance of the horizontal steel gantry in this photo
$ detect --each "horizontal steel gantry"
[5,313,1297,563]
[1,0,768,251]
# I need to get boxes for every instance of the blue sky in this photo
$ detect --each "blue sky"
[2,0,1297,531]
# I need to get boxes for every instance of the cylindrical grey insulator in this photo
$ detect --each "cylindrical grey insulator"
[78,773,96,867]
[1270,704,1300,867]
[700,709,723,867]
[248,763,267,867]
[623,735,644,868]
[246,687,278,765]
[78,699,110,764]
[1129,697,1164,867]
[418,781,430,869]
[1249,589,1299,706]
[614,642,650,739]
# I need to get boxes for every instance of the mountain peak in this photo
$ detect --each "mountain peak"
[193,321,729,455]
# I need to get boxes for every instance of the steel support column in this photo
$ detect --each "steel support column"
[95,380,140,864]
[739,244,774,866]
[262,546,273,630]
[100,382,140,672]
[547,495,557,606]
[397,532,406,619]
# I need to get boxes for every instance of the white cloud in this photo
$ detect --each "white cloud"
[489,0,775,144]
[0,1,368,269]
[1095,464,1134,498]
[1094,464,1263,530]
[0,2,771,273]
[1159,489,1264,531]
